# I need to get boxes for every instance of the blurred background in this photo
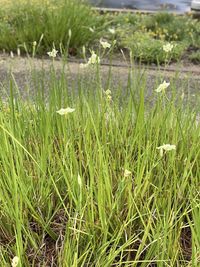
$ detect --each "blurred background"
[90,0,191,12]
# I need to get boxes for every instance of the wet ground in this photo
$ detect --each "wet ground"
[90,0,191,12]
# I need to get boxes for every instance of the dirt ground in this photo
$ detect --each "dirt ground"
[0,54,199,107]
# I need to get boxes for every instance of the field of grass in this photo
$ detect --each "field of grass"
[0,54,200,266]
[0,0,200,266]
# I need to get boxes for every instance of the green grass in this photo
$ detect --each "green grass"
[0,57,199,266]
[189,50,200,64]
[0,0,104,55]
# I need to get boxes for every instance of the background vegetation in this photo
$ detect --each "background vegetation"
[0,0,200,64]
[105,12,200,63]
[0,0,104,55]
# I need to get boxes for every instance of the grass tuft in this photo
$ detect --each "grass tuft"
[0,60,199,266]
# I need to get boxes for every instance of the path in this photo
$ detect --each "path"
[0,54,199,107]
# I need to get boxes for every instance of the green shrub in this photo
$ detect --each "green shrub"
[108,12,200,46]
[122,31,185,64]
[142,13,200,45]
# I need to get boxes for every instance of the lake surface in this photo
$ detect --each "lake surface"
[90,0,191,12]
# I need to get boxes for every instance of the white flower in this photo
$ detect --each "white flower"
[100,40,111,49]
[47,48,58,58]
[108,28,115,34]
[11,256,19,267]
[163,43,174,53]
[155,81,170,93]
[80,51,100,68]
[156,144,176,157]
[56,107,75,115]
[88,51,100,65]
[33,41,37,46]
[124,169,132,178]
[104,89,111,95]
[106,95,112,101]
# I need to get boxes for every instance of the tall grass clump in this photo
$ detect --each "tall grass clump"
[0,0,103,55]
[0,59,199,266]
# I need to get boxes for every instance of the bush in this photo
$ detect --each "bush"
[142,13,200,45]
[122,32,185,64]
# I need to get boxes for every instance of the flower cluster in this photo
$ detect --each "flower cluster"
[80,51,100,69]
[163,43,174,53]
[88,51,100,64]
[100,40,111,49]
[56,107,75,115]
[156,144,176,157]
[155,81,170,93]
[47,48,58,58]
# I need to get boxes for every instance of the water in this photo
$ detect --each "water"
[90,0,191,12]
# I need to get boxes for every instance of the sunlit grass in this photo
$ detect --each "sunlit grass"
[0,57,199,266]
